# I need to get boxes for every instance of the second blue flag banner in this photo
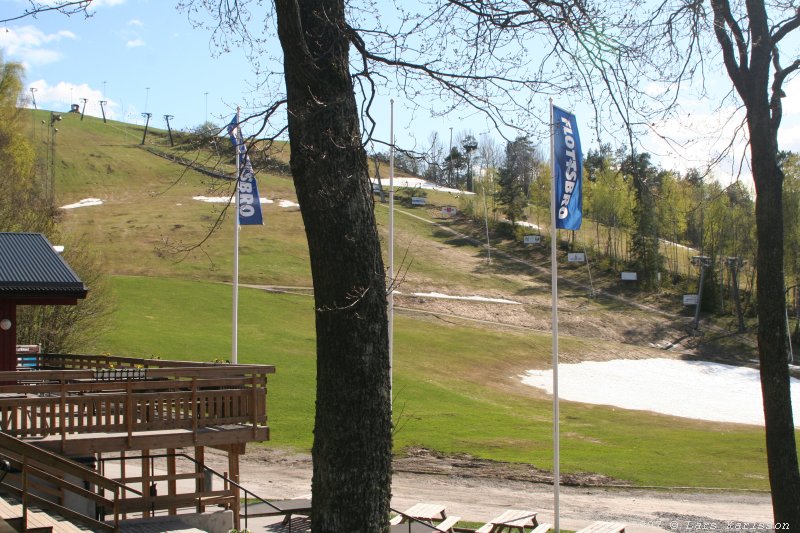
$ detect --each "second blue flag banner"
[552,105,583,230]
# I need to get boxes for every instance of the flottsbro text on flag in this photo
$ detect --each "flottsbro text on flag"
[227,115,264,226]
[552,105,582,230]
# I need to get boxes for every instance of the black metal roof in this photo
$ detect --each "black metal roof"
[0,233,88,301]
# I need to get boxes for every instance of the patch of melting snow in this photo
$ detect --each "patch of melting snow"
[193,196,274,204]
[521,358,800,426]
[397,291,521,305]
[279,199,300,208]
[515,220,541,230]
[371,177,475,196]
[60,198,104,209]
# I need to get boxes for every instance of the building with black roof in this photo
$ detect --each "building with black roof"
[0,232,88,370]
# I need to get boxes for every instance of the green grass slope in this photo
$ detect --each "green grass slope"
[26,109,777,490]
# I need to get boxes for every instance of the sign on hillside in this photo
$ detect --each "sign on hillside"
[524,235,541,244]
[441,206,457,216]
[683,294,699,306]
[411,197,426,206]
[567,252,585,263]
[621,271,638,281]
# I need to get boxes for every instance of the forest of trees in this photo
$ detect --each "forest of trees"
[381,131,800,317]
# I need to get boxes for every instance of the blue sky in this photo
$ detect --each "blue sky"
[2,0,269,133]
[3,0,800,184]
[0,0,501,154]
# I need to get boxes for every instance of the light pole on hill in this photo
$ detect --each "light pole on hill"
[48,113,62,205]
[79,98,88,121]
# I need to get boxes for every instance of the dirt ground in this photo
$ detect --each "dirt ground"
[203,447,775,533]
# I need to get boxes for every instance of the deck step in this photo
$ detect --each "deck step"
[0,517,20,532]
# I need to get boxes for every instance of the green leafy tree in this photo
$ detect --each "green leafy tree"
[496,137,536,226]
[0,54,111,353]
[621,153,664,290]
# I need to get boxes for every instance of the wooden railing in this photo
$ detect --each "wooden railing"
[0,354,275,441]
[0,431,138,532]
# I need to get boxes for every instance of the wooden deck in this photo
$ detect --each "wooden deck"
[0,354,275,454]
[0,354,277,532]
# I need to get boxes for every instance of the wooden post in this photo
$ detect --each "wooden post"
[195,446,205,513]
[121,451,127,520]
[0,301,16,372]
[167,448,177,515]
[142,449,151,518]
[228,445,241,531]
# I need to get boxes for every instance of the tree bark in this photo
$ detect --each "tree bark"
[274,1,393,531]
[708,0,800,520]
[749,106,800,525]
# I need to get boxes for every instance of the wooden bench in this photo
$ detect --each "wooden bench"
[436,515,461,532]
[531,522,553,533]
[576,521,626,533]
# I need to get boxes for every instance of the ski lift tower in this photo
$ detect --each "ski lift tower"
[691,255,713,333]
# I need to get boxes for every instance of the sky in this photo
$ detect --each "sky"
[3,0,800,184]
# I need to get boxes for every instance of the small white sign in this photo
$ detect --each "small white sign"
[683,294,699,306]
[568,252,585,263]
[621,271,638,281]
[411,197,426,206]
[524,235,541,244]
[441,206,457,216]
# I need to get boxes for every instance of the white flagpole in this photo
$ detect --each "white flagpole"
[549,98,561,533]
[389,99,395,403]
[232,107,241,365]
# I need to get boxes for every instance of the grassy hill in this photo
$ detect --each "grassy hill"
[25,108,774,490]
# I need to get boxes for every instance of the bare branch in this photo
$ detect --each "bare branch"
[0,0,92,23]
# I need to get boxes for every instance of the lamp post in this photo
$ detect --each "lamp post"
[30,87,37,110]
[79,98,88,120]
[99,101,107,123]
[48,113,62,205]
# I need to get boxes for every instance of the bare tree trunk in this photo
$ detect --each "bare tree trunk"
[274,1,392,531]
[750,112,800,524]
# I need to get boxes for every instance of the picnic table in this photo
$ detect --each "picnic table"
[391,503,461,532]
[476,509,539,533]
[576,521,626,533]
[393,503,447,524]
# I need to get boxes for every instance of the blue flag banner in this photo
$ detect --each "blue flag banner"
[552,105,582,230]
[227,115,264,226]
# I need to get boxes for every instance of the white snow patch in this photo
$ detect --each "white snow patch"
[521,358,800,426]
[192,196,273,204]
[372,177,475,196]
[279,199,300,208]
[399,291,521,305]
[60,198,103,209]
[515,221,541,230]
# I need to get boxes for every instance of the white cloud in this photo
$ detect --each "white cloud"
[0,26,76,66]
[26,79,120,122]
[127,19,144,27]
[126,39,145,48]
[640,74,800,184]
[88,0,128,7]
[642,95,750,184]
